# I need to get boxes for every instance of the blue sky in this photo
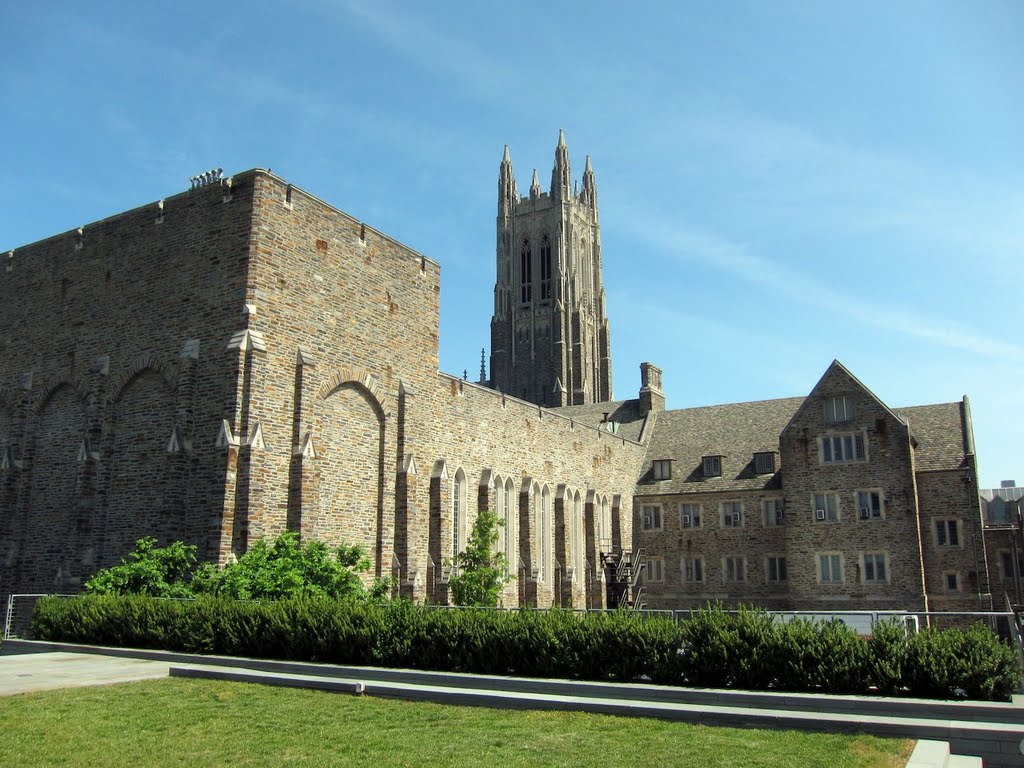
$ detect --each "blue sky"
[2,1,1021,487]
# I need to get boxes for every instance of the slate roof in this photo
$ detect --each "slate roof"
[549,398,647,443]
[636,397,806,494]
[895,402,968,472]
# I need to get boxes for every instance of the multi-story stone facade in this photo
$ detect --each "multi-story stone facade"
[631,362,991,611]
[0,169,644,608]
[0,136,1000,614]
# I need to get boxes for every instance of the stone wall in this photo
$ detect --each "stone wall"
[0,176,256,594]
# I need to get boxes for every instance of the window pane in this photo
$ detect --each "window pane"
[936,521,947,546]
[822,438,832,462]
[949,521,959,546]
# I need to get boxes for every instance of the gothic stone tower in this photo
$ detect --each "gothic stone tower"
[489,131,613,406]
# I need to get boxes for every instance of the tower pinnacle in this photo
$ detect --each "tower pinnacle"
[550,129,571,201]
[582,154,598,212]
[498,144,516,215]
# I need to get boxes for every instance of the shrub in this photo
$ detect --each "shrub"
[678,603,738,687]
[28,598,1022,701]
[868,620,909,695]
[905,623,1022,700]
[84,538,198,598]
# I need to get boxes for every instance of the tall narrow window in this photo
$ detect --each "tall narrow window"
[520,238,532,304]
[452,471,463,562]
[539,486,550,582]
[504,478,515,577]
[572,492,582,575]
[539,234,552,301]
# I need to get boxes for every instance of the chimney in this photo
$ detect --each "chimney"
[639,362,665,414]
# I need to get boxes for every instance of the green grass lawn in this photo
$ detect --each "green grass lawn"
[0,678,913,767]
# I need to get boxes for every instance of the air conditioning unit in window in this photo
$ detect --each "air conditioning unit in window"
[775,510,784,524]
[860,506,870,520]
[731,512,740,525]
[682,514,691,526]
[815,509,826,521]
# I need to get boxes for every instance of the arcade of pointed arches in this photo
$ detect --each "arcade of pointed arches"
[443,464,619,606]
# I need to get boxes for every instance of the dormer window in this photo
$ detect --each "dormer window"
[754,452,776,475]
[652,459,672,480]
[702,455,723,478]
[824,396,854,424]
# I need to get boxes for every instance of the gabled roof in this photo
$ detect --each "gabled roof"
[896,402,969,472]
[636,397,805,494]
[549,398,647,442]
[781,359,906,437]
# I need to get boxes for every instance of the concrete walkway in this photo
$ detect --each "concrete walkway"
[0,651,171,696]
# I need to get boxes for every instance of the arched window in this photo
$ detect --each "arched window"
[540,234,552,301]
[601,496,610,550]
[520,238,532,304]
[504,478,515,576]
[539,485,550,582]
[572,491,582,576]
[453,468,467,562]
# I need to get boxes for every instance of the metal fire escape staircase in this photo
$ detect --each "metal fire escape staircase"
[603,548,645,609]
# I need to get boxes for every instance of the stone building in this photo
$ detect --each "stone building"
[981,482,1023,608]
[0,133,997,613]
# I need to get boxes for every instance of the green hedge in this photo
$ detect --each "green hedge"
[30,597,1022,701]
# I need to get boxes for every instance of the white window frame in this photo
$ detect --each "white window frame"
[824,395,855,424]
[763,498,784,527]
[723,555,746,583]
[766,555,787,583]
[934,518,961,548]
[856,489,884,520]
[820,432,867,464]
[652,459,672,481]
[645,557,665,583]
[680,503,702,529]
[682,556,704,583]
[862,552,888,584]
[817,552,843,584]
[641,504,663,531]
[813,492,839,522]
[721,500,743,528]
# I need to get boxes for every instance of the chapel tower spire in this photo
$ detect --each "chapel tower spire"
[489,131,613,406]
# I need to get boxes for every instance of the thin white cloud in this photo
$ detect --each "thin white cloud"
[623,213,1024,361]
[617,111,1024,269]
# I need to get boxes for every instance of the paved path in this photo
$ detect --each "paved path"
[0,651,170,696]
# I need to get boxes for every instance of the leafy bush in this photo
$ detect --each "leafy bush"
[82,532,388,602]
[84,538,198,598]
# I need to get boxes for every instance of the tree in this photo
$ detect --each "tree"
[448,507,510,607]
